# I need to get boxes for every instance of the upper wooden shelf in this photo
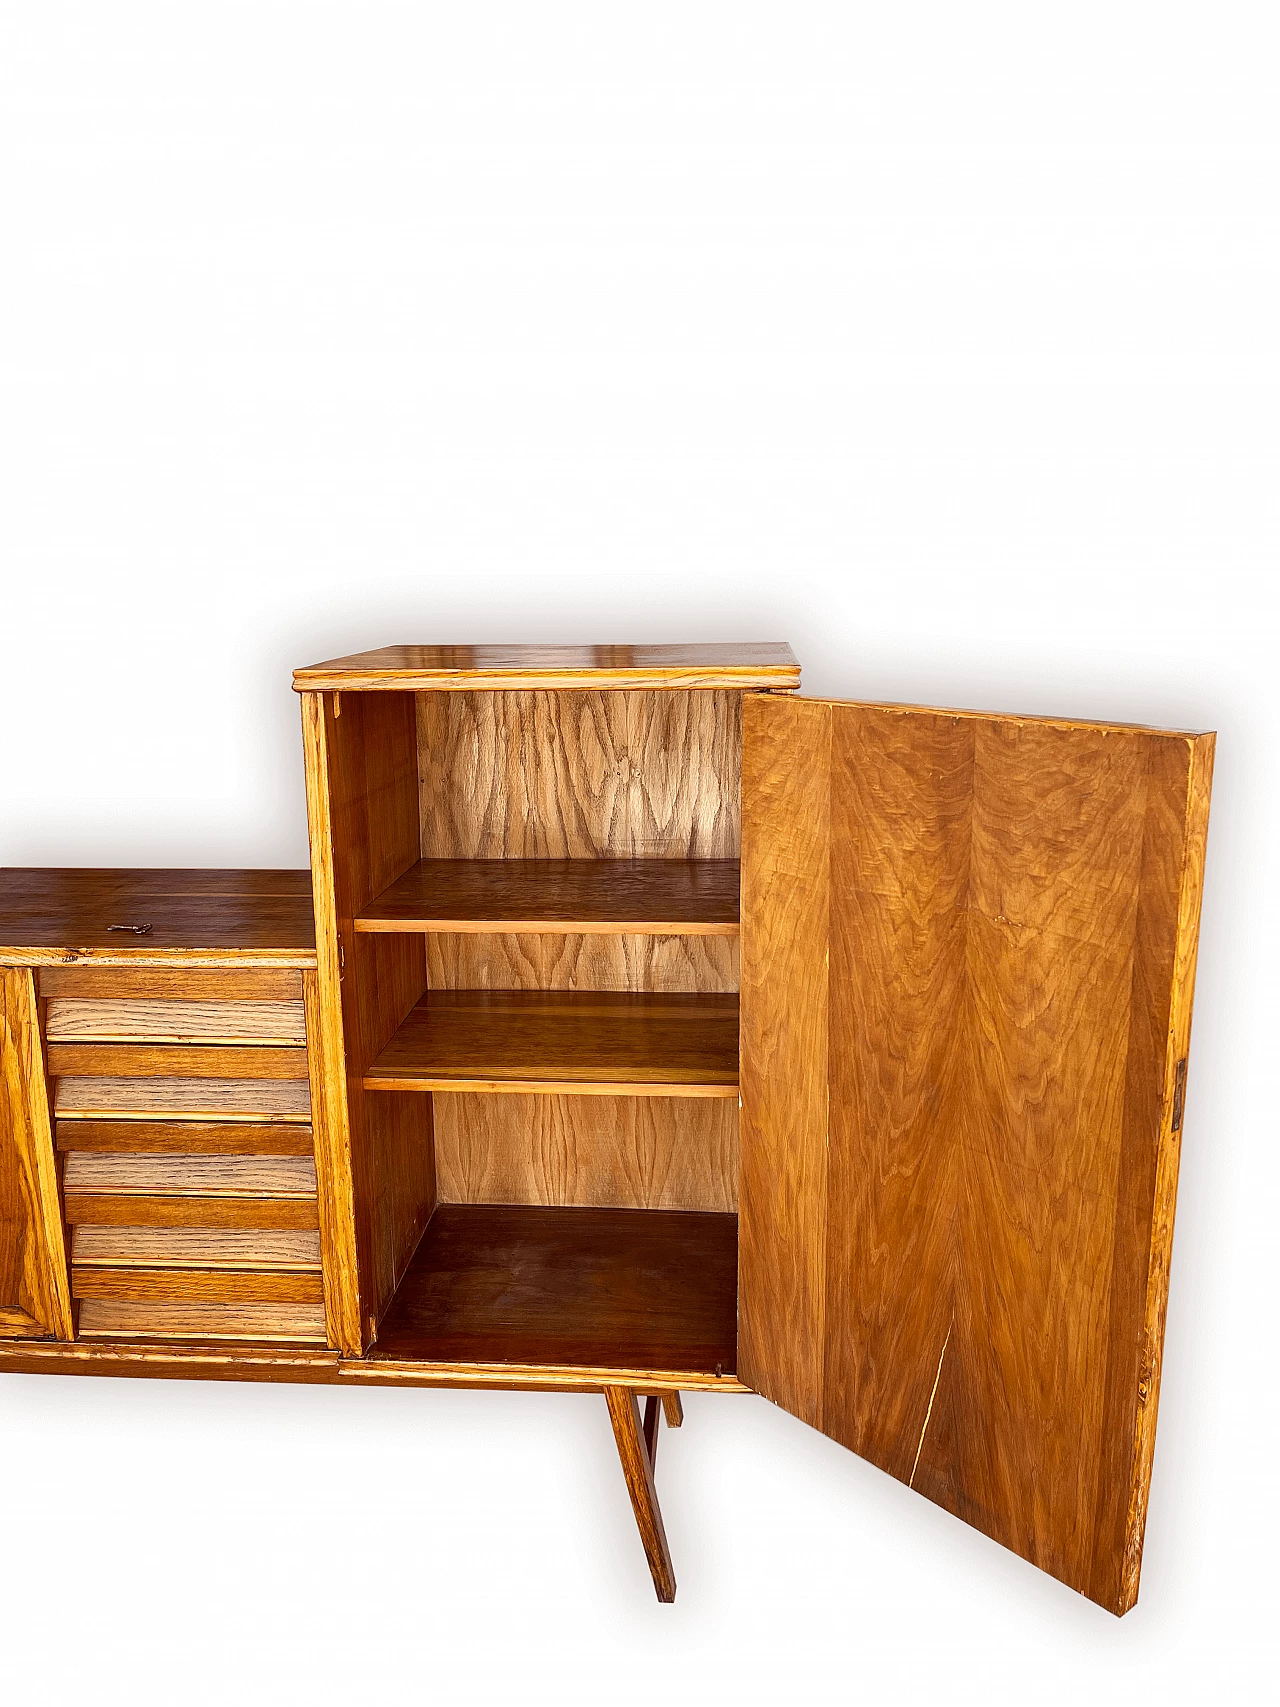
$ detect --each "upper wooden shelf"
[356,859,741,936]
[364,990,739,1097]
[0,870,317,969]
[292,641,801,693]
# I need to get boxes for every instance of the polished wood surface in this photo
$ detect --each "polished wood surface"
[39,968,304,1000]
[56,1120,315,1155]
[54,1077,311,1119]
[295,641,800,693]
[737,692,1215,1615]
[0,968,74,1338]
[47,1044,310,1080]
[296,700,363,1355]
[0,869,316,966]
[72,1226,322,1269]
[370,1204,738,1373]
[738,694,830,1429]
[301,690,434,1354]
[72,1266,325,1303]
[1118,733,1214,1611]
[0,1334,748,1392]
[77,1300,327,1341]
[357,858,740,935]
[63,1193,320,1229]
[45,999,307,1044]
[62,1153,317,1196]
[417,691,741,860]
[423,931,737,995]
[606,1385,677,1602]
[433,1094,738,1213]
[365,991,739,1096]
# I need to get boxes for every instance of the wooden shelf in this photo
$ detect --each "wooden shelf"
[356,859,740,936]
[363,990,739,1097]
[369,1203,738,1374]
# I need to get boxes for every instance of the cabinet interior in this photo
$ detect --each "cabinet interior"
[332,687,745,1373]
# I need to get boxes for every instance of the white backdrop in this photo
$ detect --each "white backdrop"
[2,8,1277,1704]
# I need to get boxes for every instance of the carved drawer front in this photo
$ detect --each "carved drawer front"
[40,969,326,1345]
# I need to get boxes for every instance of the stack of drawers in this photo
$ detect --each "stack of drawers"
[42,967,326,1344]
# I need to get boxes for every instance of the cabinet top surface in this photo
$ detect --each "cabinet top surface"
[0,869,316,967]
[292,641,801,693]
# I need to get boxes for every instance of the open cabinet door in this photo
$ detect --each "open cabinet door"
[738,693,1213,1614]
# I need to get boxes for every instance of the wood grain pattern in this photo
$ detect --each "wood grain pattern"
[39,969,304,1001]
[0,1336,748,1392]
[357,858,740,935]
[737,697,830,1427]
[423,932,738,994]
[417,691,741,860]
[302,690,434,1353]
[365,991,739,1096]
[45,999,307,1044]
[71,1266,325,1304]
[433,1095,738,1212]
[54,1078,311,1120]
[605,1385,677,1602]
[62,1153,318,1197]
[736,692,1216,1615]
[77,1299,327,1341]
[0,869,316,966]
[295,641,800,693]
[1117,732,1215,1612]
[299,711,363,1356]
[47,1044,310,1080]
[0,967,74,1338]
[63,1194,319,1230]
[56,1120,314,1156]
[369,1204,738,1374]
[72,1226,322,1269]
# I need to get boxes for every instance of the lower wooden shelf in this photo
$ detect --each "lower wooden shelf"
[369,1204,739,1375]
[363,990,740,1097]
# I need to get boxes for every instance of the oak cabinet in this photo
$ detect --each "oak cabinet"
[0,643,1214,1614]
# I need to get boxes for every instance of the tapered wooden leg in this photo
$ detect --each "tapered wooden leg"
[605,1385,676,1602]
[661,1391,683,1429]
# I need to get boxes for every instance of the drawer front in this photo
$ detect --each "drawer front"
[54,1077,312,1120]
[43,970,327,1346]
[46,1000,307,1045]
[71,1225,322,1269]
[38,969,304,1001]
[76,1301,327,1342]
[47,1045,310,1080]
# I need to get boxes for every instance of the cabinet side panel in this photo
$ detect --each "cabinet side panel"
[0,967,74,1337]
[737,694,830,1425]
[417,690,741,859]
[311,690,435,1344]
[301,694,364,1353]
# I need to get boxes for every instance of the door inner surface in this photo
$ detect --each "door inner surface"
[737,693,1213,1614]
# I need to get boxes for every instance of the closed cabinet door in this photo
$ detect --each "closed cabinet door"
[736,691,1213,1615]
[0,968,74,1339]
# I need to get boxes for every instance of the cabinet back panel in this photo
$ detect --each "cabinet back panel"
[424,931,737,994]
[433,1094,738,1213]
[417,690,741,859]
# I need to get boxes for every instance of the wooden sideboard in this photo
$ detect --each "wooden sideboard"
[0,642,1214,1612]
